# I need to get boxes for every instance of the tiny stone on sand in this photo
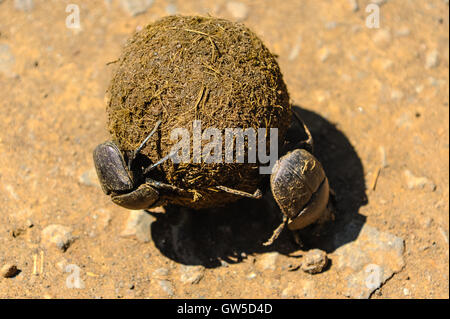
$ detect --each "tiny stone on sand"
[120,0,154,16]
[403,170,436,192]
[179,265,205,284]
[120,210,155,243]
[159,280,174,297]
[0,43,16,77]
[256,252,279,271]
[425,50,440,69]
[1,264,19,278]
[301,249,328,274]
[226,1,249,21]
[41,225,75,252]
[79,169,99,187]
[14,0,34,11]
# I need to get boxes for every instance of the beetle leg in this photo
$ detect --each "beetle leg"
[145,178,185,193]
[111,183,159,210]
[263,214,288,246]
[216,185,263,199]
[291,108,314,153]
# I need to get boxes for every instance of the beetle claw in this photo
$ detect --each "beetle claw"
[111,183,159,210]
[292,231,304,247]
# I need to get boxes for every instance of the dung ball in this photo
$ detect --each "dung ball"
[107,15,291,209]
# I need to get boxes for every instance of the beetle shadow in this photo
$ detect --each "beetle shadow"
[149,105,367,268]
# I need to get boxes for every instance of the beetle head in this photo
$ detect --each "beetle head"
[93,141,135,195]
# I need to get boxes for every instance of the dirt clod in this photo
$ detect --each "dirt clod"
[41,225,75,252]
[301,249,328,274]
[1,264,19,278]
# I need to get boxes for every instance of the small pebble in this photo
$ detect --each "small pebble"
[301,249,328,274]
[282,280,315,298]
[246,272,257,280]
[372,29,392,47]
[120,210,155,243]
[159,280,174,297]
[403,170,436,192]
[152,267,169,277]
[415,85,424,93]
[0,43,15,77]
[381,59,394,70]
[120,0,154,17]
[439,227,449,245]
[379,146,388,168]
[226,1,249,21]
[93,209,111,230]
[256,252,279,271]
[422,217,432,228]
[391,89,404,100]
[325,21,337,30]
[14,0,34,11]
[395,27,411,37]
[11,227,26,238]
[318,47,330,62]
[348,0,359,12]
[78,169,99,187]
[1,264,19,278]
[42,224,75,251]
[165,3,177,15]
[179,265,205,284]
[425,50,440,69]
[395,113,412,128]
[25,219,34,228]
[288,38,302,61]
[281,283,296,298]
[56,258,69,271]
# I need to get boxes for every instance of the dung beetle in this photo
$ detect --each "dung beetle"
[93,110,333,245]
[93,120,184,210]
[263,110,333,245]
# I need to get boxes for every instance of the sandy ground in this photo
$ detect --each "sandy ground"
[0,0,448,299]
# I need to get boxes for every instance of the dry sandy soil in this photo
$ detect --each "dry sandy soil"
[0,0,448,299]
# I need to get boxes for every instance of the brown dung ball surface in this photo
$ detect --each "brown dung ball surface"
[107,15,291,209]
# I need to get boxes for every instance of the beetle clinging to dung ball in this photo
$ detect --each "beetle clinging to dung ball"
[93,15,334,245]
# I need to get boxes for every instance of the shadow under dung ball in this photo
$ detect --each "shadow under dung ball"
[106,15,291,209]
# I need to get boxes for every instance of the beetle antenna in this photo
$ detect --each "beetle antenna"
[292,109,313,152]
[128,120,162,170]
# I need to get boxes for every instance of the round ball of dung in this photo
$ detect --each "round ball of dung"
[107,15,291,209]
